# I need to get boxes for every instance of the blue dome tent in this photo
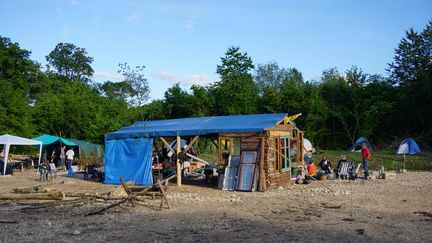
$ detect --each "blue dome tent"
[397,138,420,155]
[347,137,373,152]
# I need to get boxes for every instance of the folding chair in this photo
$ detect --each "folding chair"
[337,161,351,180]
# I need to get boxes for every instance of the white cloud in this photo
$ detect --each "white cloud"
[184,19,194,31]
[153,70,177,81]
[181,74,211,86]
[153,70,212,86]
[94,71,123,81]
[127,13,142,22]
[69,0,79,6]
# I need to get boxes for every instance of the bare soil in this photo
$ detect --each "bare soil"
[0,171,431,242]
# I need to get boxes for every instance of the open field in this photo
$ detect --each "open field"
[0,169,431,242]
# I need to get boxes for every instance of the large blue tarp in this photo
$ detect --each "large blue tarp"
[104,137,153,186]
[105,113,287,139]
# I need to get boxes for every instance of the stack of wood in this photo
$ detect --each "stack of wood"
[0,178,172,216]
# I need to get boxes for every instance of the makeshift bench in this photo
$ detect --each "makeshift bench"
[119,176,171,209]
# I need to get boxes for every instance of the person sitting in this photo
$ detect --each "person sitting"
[307,160,317,179]
[318,155,332,174]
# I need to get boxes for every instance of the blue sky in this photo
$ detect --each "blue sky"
[1,0,431,100]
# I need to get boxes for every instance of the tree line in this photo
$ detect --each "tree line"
[0,21,431,150]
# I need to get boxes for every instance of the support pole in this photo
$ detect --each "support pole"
[183,136,199,153]
[159,137,175,154]
[258,137,266,191]
[176,136,182,187]
[3,144,9,176]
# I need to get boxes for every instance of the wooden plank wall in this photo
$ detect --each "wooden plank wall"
[220,133,292,190]
[264,137,292,190]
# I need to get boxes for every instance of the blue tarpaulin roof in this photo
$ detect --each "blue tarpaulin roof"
[106,113,287,139]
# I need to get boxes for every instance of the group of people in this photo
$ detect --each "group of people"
[43,146,75,173]
[297,143,371,184]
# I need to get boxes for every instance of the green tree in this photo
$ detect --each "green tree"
[164,83,193,118]
[189,85,215,117]
[214,46,258,115]
[117,63,150,107]
[388,21,432,146]
[0,36,42,136]
[46,43,94,82]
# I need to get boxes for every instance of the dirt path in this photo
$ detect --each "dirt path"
[0,171,431,242]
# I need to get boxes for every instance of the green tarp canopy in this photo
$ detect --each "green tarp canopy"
[67,139,104,159]
[33,134,78,147]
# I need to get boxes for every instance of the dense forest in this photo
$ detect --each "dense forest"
[1,21,431,150]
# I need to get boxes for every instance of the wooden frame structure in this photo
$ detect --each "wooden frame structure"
[156,120,303,191]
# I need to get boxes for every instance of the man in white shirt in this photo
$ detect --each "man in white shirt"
[66,148,75,169]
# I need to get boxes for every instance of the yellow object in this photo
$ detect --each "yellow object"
[284,113,302,124]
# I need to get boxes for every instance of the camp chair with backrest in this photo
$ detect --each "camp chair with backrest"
[349,163,361,180]
[337,161,352,180]
[48,163,58,181]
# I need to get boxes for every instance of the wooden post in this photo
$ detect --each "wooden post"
[159,137,175,154]
[183,136,199,153]
[176,136,182,187]
[259,137,266,192]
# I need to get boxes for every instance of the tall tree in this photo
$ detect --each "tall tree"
[388,20,432,146]
[0,36,41,136]
[46,43,94,82]
[214,46,258,115]
[117,63,150,107]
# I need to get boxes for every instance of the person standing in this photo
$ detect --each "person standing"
[361,143,371,180]
[59,146,66,170]
[66,148,75,169]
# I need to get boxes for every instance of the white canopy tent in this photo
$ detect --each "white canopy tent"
[0,134,42,175]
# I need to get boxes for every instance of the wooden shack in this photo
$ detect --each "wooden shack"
[217,120,304,190]
[105,113,304,191]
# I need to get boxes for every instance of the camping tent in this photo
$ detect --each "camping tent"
[304,138,313,153]
[347,137,373,152]
[0,134,42,175]
[67,139,104,158]
[397,138,420,155]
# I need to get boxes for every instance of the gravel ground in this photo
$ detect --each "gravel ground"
[0,171,431,242]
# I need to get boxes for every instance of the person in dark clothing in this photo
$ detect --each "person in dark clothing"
[318,155,332,174]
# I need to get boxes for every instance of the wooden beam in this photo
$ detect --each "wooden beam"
[259,137,266,192]
[176,136,182,187]
[210,139,219,149]
[159,137,175,154]
[183,135,199,153]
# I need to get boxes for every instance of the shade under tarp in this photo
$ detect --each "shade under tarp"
[0,134,42,175]
[67,139,104,158]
